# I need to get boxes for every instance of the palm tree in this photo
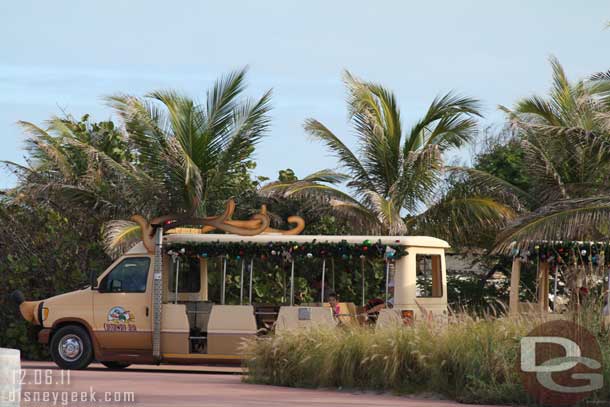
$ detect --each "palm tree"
[263,71,515,243]
[494,57,610,252]
[107,68,272,217]
[4,68,272,254]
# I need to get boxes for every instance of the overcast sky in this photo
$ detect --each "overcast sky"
[0,0,608,188]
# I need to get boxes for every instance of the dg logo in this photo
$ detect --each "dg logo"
[519,320,603,406]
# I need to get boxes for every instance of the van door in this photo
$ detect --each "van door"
[92,256,152,352]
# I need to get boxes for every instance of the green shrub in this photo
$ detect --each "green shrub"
[243,306,610,405]
[0,204,109,359]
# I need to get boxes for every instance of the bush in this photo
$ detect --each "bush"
[243,304,610,405]
[0,203,109,360]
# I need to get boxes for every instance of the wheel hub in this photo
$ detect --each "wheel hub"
[58,334,83,362]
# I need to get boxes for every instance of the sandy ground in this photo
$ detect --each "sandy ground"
[14,361,507,407]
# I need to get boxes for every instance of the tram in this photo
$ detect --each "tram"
[12,200,449,369]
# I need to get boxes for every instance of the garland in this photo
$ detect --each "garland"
[165,239,407,261]
[514,242,610,266]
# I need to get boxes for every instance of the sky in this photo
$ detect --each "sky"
[0,0,608,189]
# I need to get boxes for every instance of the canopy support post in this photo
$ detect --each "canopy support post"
[221,256,227,305]
[538,261,549,313]
[320,259,326,303]
[290,260,295,306]
[152,227,163,363]
[240,259,245,305]
[385,260,390,304]
[282,260,287,303]
[249,258,254,305]
[331,258,335,292]
[509,256,521,316]
[553,264,559,311]
[174,258,180,304]
[361,257,365,307]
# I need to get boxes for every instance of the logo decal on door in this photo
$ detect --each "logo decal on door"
[104,306,137,332]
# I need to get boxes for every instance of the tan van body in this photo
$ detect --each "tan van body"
[16,233,449,369]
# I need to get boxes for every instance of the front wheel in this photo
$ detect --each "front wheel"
[50,325,93,370]
[100,361,131,370]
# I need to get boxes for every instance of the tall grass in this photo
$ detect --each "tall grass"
[243,302,610,405]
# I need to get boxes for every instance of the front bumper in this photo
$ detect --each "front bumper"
[38,328,51,345]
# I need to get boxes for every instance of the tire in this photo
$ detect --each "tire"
[50,325,93,370]
[101,361,131,370]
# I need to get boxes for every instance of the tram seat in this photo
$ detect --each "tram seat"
[376,308,402,328]
[320,302,359,325]
[185,301,213,332]
[355,305,368,324]
[253,304,280,332]
[207,305,257,355]
[275,306,336,332]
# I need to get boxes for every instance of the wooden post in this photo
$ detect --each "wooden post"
[538,261,549,313]
[431,255,443,297]
[509,257,521,316]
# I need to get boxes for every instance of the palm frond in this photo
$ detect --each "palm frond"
[406,91,481,153]
[494,196,610,254]
[410,195,516,247]
[102,220,143,258]
[304,119,374,192]
[328,199,383,234]
[591,70,610,82]
[301,169,350,184]
[445,166,535,208]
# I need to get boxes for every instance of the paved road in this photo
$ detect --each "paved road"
[16,361,505,407]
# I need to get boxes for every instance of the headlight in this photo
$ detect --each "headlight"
[36,302,49,325]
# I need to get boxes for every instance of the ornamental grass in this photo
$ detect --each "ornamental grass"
[242,299,610,405]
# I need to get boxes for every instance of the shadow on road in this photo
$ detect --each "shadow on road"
[22,362,243,375]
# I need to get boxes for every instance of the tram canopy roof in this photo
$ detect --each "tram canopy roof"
[126,234,450,255]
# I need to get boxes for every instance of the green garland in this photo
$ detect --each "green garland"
[517,242,610,266]
[165,239,407,261]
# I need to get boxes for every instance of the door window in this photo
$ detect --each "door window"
[99,257,150,293]
[415,254,443,298]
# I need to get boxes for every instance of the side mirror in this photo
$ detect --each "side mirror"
[90,270,98,289]
[110,280,122,292]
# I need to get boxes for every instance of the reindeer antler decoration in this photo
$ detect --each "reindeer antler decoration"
[131,199,305,253]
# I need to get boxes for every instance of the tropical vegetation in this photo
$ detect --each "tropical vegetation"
[2,55,610,406]
[262,71,517,245]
